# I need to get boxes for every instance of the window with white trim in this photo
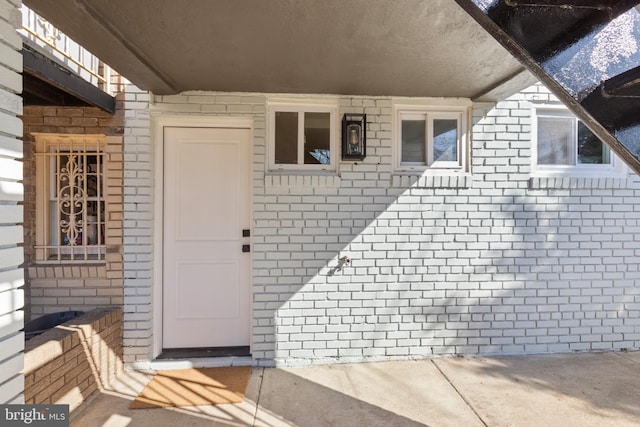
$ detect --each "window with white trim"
[34,134,106,262]
[533,106,616,173]
[394,102,469,172]
[267,101,337,172]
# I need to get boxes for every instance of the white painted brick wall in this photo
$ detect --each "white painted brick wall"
[123,83,640,367]
[0,0,24,403]
[122,83,154,363]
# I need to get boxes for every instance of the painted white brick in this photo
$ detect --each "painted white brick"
[122,82,640,367]
[0,0,22,403]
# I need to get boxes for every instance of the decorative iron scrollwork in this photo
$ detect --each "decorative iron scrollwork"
[58,154,86,246]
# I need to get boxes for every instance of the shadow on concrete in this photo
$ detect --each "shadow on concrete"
[71,361,485,426]
[253,363,470,427]
[71,354,640,426]
[70,368,259,427]
[435,352,640,426]
[70,376,430,427]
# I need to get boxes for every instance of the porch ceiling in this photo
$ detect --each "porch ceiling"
[23,0,536,99]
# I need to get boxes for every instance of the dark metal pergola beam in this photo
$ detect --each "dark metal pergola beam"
[602,65,640,98]
[22,42,116,113]
[455,0,640,175]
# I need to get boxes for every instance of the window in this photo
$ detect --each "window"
[393,101,469,172]
[268,100,337,171]
[534,107,615,173]
[35,134,106,262]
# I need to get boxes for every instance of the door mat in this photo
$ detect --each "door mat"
[129,366,252,409]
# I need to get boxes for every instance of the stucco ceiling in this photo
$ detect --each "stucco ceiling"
[23,0,536,99]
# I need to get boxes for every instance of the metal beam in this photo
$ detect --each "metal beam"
[455,0,640,175]
[24,72,89,106]
[602,65,640,98]
[22,43,116,113]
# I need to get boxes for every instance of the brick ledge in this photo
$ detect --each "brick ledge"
[24,307,123,411]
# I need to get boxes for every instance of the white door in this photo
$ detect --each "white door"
[163,127,251,348]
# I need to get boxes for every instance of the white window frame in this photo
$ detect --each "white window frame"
[393,99,470,173]
[267,98,338,172]
[532,105,623,176]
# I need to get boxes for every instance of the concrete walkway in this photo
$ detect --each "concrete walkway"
[71,351,640,427]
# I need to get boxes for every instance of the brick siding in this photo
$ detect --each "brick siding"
[24,308,123,411]
[0,0,25,404]
[122,84,640,367]
[121,83,154,363]
[22,89,125,320]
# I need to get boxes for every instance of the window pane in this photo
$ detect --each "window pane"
[538,117,573,165]
[577,121,610,164]
[49,200,58,246]
[433,119,458,162]
[402,120,426,163]
[304,112,331,164]
[275,111,298,164]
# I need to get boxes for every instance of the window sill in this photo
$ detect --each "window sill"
[391,171,471,189]
[529,174,630,189]
[265,171,340,188]
[28,262,107,280]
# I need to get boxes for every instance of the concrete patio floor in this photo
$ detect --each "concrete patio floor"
[71,351,640,427]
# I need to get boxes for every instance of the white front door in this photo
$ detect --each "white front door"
[163,126,251,348]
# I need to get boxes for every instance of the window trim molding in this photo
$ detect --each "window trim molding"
[531,104,627,178]
[392,98,471,174]
[266,97,339,173]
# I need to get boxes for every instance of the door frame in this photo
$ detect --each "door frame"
[152,115,254,359]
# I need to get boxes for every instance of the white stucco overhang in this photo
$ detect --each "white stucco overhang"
[23,0,536,100]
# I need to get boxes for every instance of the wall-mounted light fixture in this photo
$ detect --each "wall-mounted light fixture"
[342,113,366,160]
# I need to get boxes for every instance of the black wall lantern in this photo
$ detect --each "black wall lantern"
[342,113,366,160]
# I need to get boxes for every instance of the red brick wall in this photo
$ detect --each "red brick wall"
[24,308,123,411]
[22,94,125,320]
